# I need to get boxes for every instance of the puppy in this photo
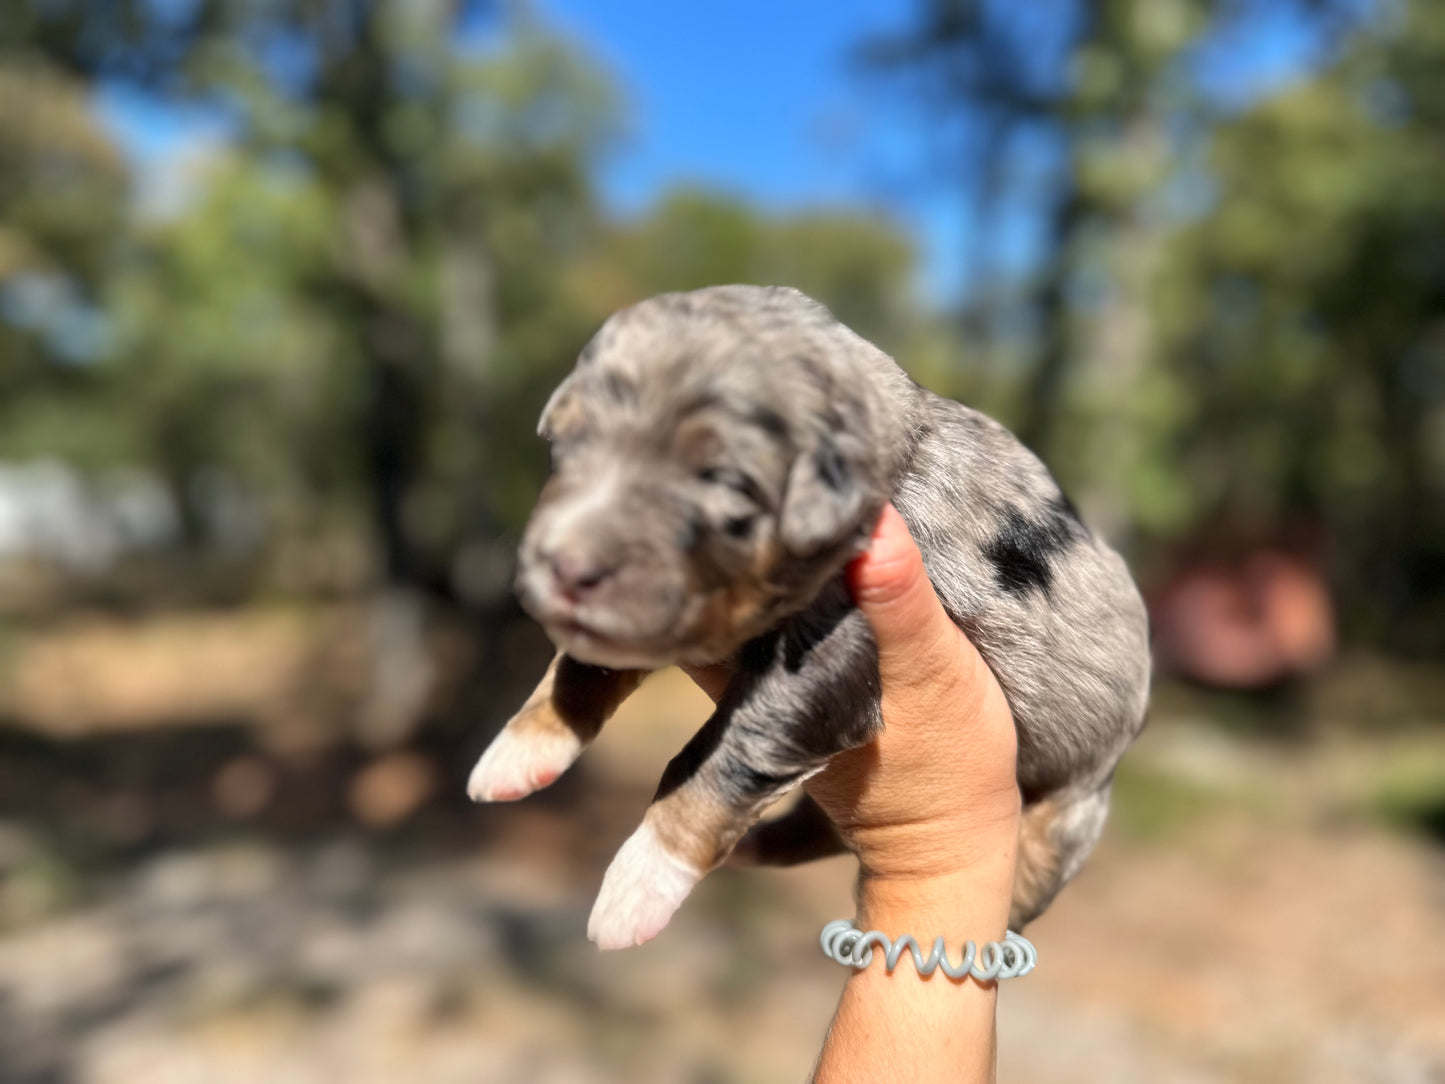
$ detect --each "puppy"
[469,285,1151,950]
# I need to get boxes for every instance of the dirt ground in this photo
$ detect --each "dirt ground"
[2,661,1444,1083]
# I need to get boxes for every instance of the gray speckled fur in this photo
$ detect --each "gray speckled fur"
[519,284,1151,926]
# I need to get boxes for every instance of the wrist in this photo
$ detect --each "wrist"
[857,854,1017,938]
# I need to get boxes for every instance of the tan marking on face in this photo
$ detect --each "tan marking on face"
[683,536,790,660]
[738,535,790,617]
[672,412,726,467]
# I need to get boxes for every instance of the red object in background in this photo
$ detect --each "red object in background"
[1149,549,1336,690]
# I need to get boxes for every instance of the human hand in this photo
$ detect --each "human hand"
[811,505,1021,1083]
[679,505,1022,1080]
[806,503,1021,906]
[685,504,1021,921]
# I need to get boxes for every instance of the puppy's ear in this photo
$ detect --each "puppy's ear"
[537,374,586,441]
[778,429,872,557]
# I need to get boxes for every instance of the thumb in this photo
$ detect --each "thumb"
[847,504,970,692]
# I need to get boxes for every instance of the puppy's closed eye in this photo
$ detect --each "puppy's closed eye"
[697,466,765,507]
[693,467,765,544]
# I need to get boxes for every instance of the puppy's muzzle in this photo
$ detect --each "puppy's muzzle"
[537,545,618,603]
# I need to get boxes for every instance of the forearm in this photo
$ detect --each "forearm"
[812,859,1016,1084]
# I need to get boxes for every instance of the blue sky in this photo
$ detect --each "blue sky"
[92,0,1353,303]
[534,0,916,211]
[531,0,968,295]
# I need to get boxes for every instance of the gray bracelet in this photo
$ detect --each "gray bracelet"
[820,920,1036,980]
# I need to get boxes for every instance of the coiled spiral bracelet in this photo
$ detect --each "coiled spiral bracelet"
[820,920,1036,981]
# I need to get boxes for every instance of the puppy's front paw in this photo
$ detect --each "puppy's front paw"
[467,722,582,803]
[587,821,702,950]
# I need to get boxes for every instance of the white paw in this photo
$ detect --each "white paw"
[466,725,582,802]
[587,821,702,950]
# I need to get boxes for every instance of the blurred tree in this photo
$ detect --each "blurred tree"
[1,2,616,588]
[861,0,1214,457]
[862,0,1361,499]
[579,188,920,353]
[1,2,929,586]
[868,0,1445,656]
[7,0,1433,669]
[0,0,935,741]
[0,58,130,466]
[0,1,622,743]
[1154,0,1445,653]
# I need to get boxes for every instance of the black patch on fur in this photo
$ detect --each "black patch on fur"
[721,754,802,797]
[814,442,850,493]
[652,586,878,807]
[747,405,789,440]
[725,514,756,540]
[982,503,1081,599]
[698,466,766,507]
[653,711,728,800]
[552,657,633,737]
[739,629,782,674]
[782,579,854,673]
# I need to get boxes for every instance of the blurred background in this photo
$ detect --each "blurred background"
[0,0,1442,1080]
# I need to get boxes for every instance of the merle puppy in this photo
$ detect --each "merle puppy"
[469,285,1150,950]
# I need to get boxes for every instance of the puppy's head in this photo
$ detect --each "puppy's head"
[515,286,904,670]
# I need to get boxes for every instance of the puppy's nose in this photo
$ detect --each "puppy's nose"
[544,549,616,600]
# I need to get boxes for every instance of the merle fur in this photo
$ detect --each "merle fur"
[521,285,1151,926]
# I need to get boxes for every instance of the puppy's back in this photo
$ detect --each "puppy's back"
[894,392,1151,800]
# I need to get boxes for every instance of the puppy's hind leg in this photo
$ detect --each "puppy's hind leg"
[728,792,846,868]
[1010,784,1112,929]
[468,653,646,803]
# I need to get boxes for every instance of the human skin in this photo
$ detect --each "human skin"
[690,504,1023,1083]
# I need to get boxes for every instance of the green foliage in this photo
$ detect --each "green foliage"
[0,59,128,454]
[1108,760,1220,840]
[1149,2,1445,649]
[586,189,919,351]
[872,0,1444,652]
[0,1,926,600]
[0,0,1440,653]
[1370,739,1445,843]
